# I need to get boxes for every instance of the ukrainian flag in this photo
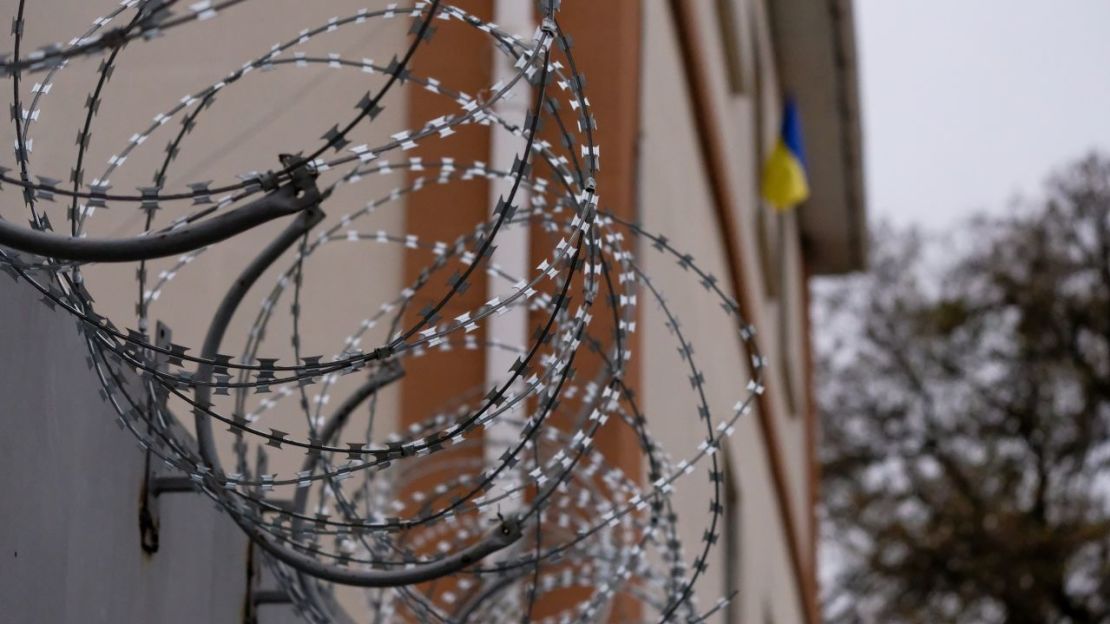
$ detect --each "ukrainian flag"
[761,99,810,211]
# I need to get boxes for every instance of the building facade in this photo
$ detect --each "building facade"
[636,2,865,622]
[0,1,863,622]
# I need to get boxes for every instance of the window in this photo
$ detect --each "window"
[756,205,801,416]
[756,205,778,298]
[774,211,799,416]
[723,453,743,623]
[715,0,747,94]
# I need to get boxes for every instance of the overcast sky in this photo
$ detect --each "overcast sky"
[856,0,1110,228]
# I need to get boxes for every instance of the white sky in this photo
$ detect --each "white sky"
[856,0,1110,228]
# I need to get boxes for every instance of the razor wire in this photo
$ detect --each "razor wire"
[0,1,768,622]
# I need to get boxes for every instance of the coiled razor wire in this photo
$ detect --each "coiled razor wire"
[0,2,768,622]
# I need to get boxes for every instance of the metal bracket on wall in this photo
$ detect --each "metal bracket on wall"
[139,321,179,555]
[139,473,201,555]
[252,590,293,607]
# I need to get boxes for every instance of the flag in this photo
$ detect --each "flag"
[761,98,810,211]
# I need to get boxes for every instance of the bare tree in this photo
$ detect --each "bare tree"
[816,154,1110,624]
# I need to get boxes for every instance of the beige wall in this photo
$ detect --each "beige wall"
[1,1,823,621]
[639,1,817,621]
[1,1,412,469]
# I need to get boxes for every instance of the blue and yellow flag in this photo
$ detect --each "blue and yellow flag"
[761,99,810,211]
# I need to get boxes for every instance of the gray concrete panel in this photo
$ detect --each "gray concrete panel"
[0,277,285,624]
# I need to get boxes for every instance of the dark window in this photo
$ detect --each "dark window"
[716,0,747,94]
[723,453,743,622]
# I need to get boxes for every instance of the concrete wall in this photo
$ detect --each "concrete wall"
[0,276,261,624]
[0,6,412,619]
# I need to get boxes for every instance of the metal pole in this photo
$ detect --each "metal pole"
[193,196,324,473]
[0,182,319,263]
[245,513,523,588]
